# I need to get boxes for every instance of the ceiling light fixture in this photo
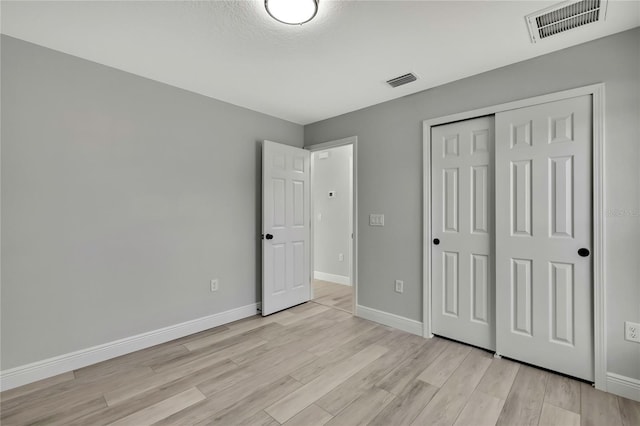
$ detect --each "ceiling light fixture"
[265,0,319,25]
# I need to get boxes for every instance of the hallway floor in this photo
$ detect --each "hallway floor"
[312,279,353,313]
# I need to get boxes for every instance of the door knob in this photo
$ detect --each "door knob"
[578,248,590,257]
[265,234,274,240]
[433,238,440,245]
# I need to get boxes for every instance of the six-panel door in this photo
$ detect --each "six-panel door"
[432,116,496,351]
[262,141,310,316]
[494,96,593,381]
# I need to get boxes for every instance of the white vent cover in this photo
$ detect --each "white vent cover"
[386,73,417,88]
[525,0,608,43]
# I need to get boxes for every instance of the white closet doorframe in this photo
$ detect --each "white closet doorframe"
[422,83,605,390]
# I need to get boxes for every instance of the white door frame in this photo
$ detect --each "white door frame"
[422,84,606,389]
[305,136,358,315]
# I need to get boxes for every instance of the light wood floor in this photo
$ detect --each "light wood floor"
[312,280,353,313]
[1,298,638,425]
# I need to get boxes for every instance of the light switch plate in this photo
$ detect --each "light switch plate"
[369,214,384,226]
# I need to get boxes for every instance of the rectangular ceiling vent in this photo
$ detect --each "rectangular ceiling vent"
[386,73,417,88]
[526,0,608,43]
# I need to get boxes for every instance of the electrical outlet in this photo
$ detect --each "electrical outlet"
[625,321,640,343]
[210,279,219,292]
[394,280,404,294]
[338,253,344,261]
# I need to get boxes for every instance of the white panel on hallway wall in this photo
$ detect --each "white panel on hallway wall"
[312,144,353,282]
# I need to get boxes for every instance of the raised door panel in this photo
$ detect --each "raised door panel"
[511,160,532,236]
[511,258,532,336]
[549,262,574,345]
[292,241,305,290]
[272,244,286,294]
[472,166,489,234]
[272,179,286,228]
[443,168,459,232]
[443,252,459,317]
[549,156,574,238]
[292,180,305,227]
[471,254,489,324]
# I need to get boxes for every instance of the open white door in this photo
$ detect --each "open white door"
[262,141,311,316]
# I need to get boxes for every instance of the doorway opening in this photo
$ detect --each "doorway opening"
[308,138,356,314]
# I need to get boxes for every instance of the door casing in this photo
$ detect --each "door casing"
[305,136,358,315]
[422,84,605,389]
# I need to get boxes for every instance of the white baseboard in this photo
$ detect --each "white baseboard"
[607,372,640,401]
[314,271,351,286]
[355,304,423,336]
[0,303,259,392]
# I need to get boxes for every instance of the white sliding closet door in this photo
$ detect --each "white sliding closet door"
[432,116,495,351]
[495,96,593,380]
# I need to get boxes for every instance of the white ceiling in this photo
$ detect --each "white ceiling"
[2,1,639,124]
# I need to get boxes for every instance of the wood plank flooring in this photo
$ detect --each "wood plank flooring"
[312,280,352,313]
[1,284,637,425]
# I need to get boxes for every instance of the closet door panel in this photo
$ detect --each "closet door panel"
[495,96,593,381]
[432,116,495,350]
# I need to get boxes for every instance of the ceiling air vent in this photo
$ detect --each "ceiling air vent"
[526,0,608,43]
[386,73,417,88]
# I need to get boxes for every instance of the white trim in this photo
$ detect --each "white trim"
[314,271,351,286]
[306,136,358,316]
[606,373,640,402]
[422,83,606,389]
[423,119,433,339]
[356,304,423,336]
[0,303,259,392]
[591,85,607,389]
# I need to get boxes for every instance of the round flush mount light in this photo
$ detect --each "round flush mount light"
[265,0,319,25]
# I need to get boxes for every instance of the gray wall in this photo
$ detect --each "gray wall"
[305,28,640,380]
[312,145,352,280]
[0,36,303,370]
